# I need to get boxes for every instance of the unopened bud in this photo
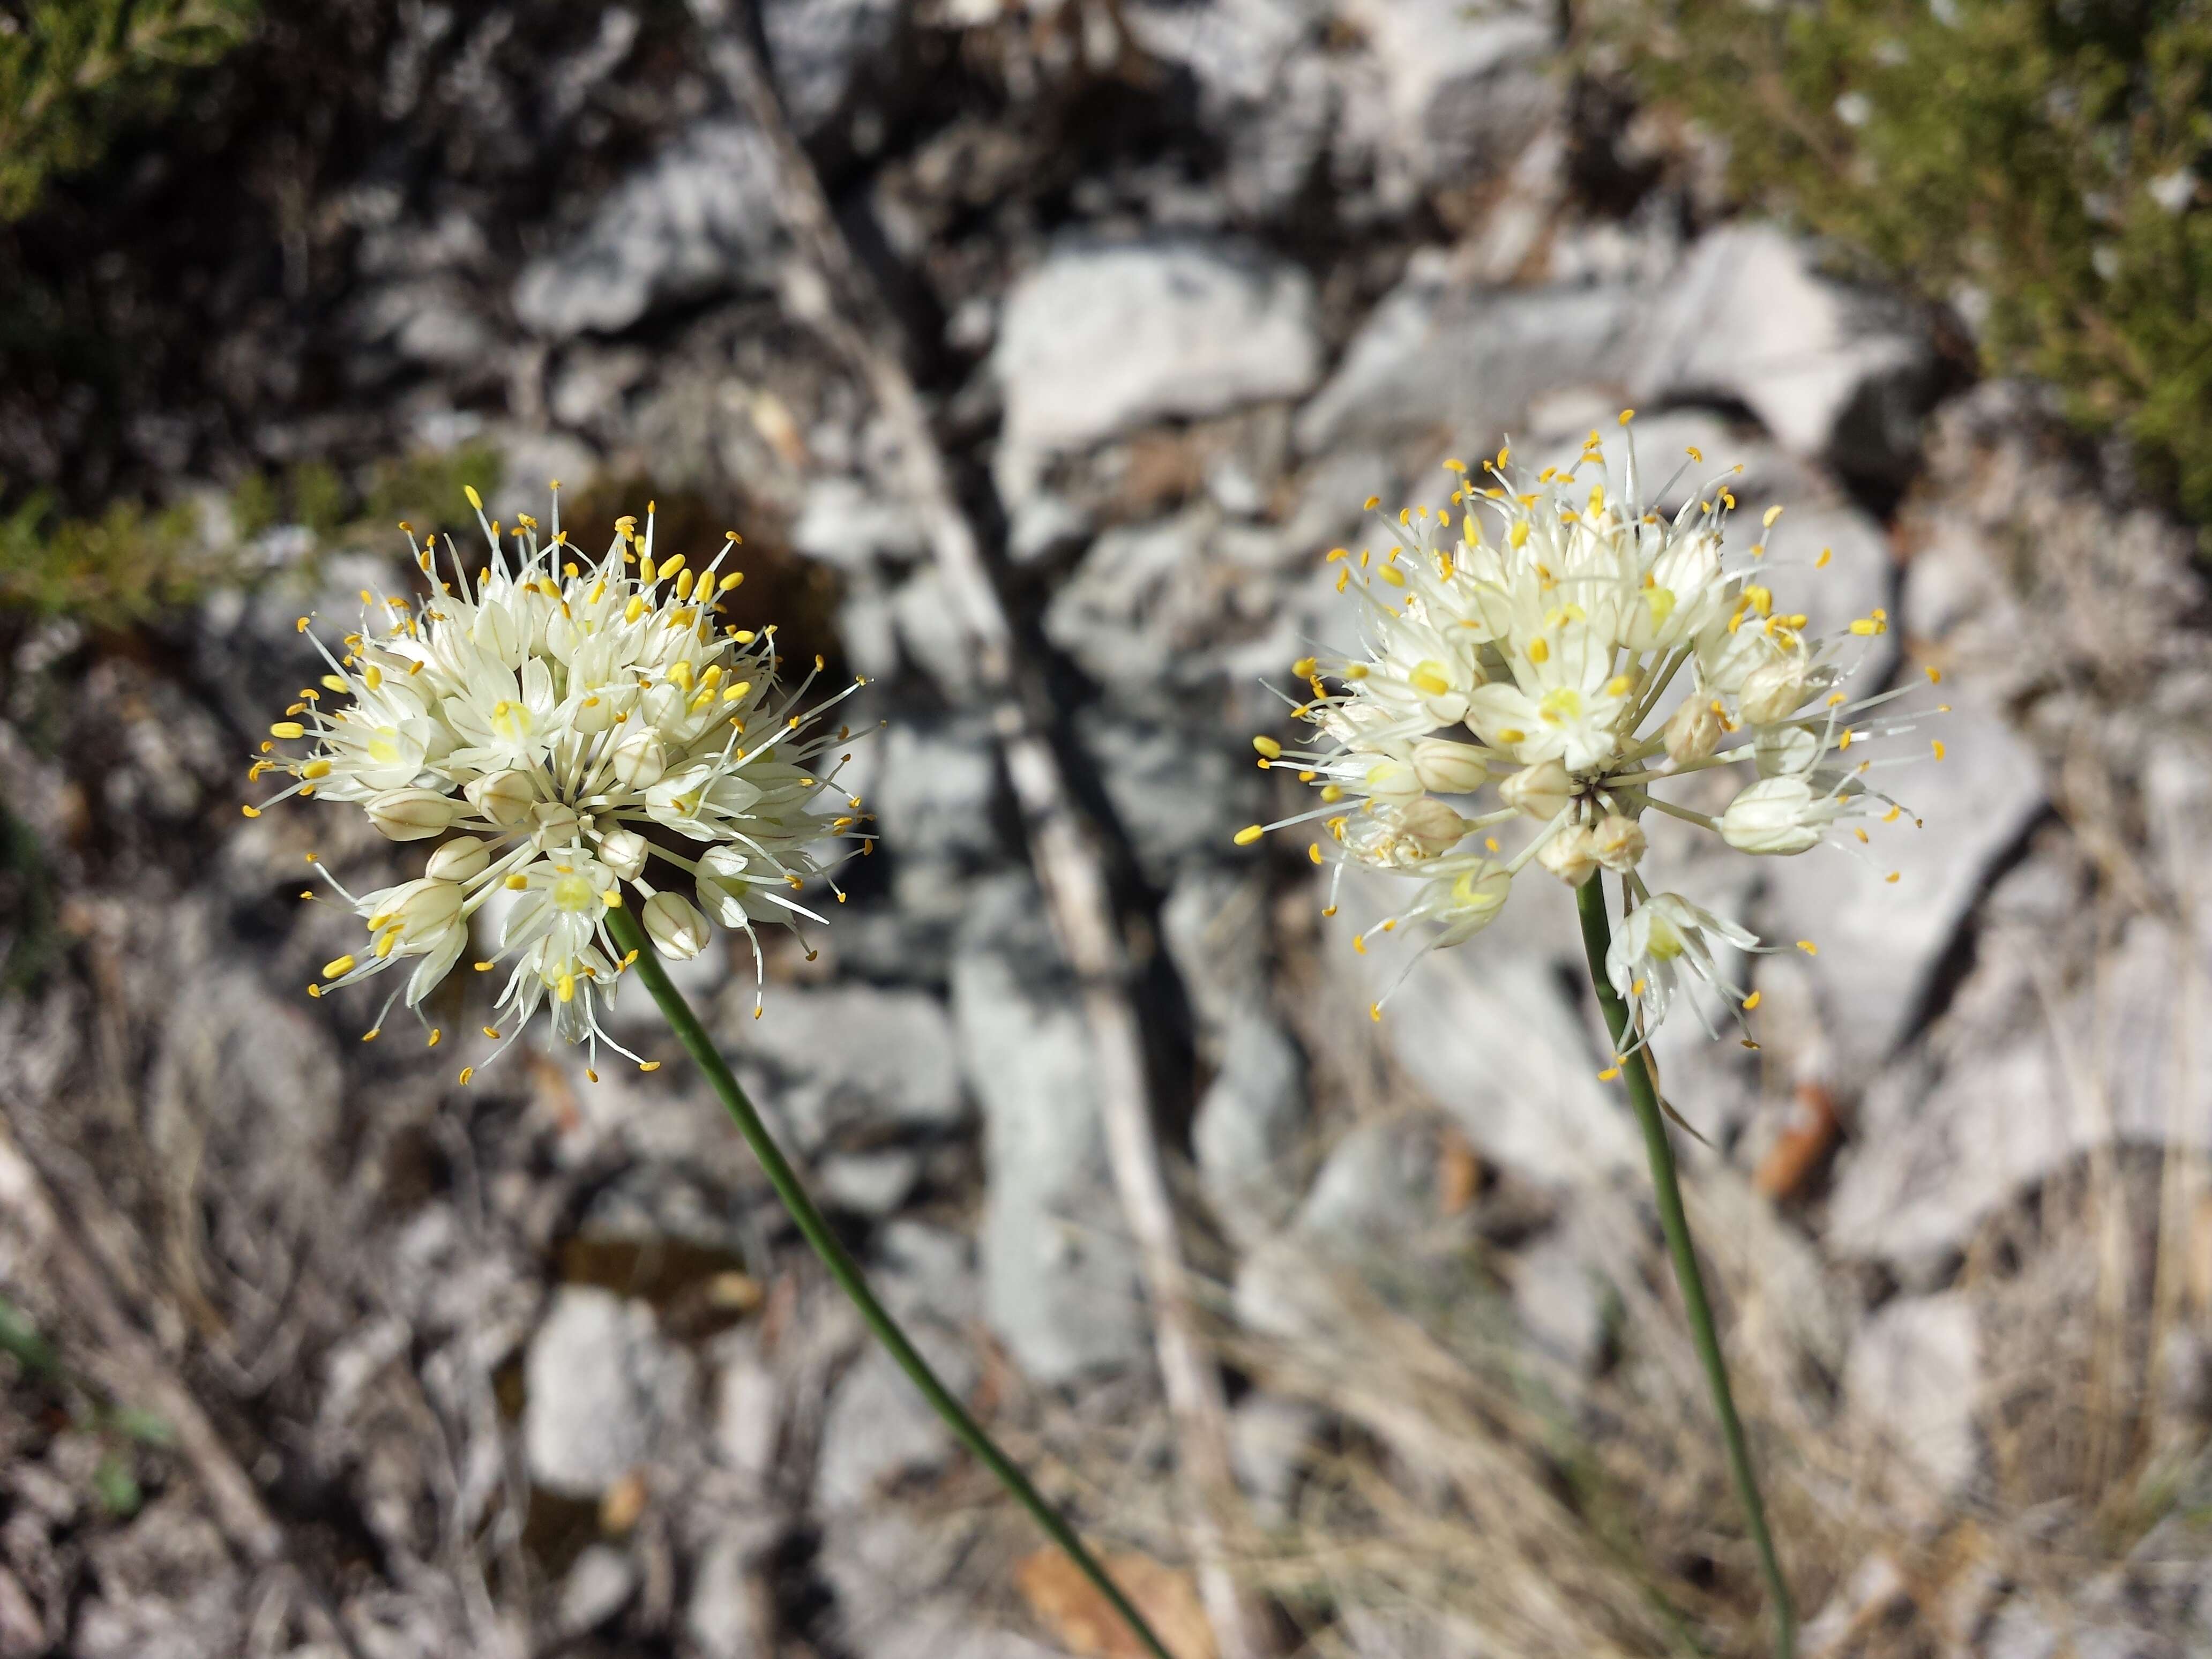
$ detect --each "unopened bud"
[642,891,712,961]
[610,729,668,790]
[1499,758,1572,820]
[1719,776,1840,856]
[1359,754,1423,805]
[528,801,580,851]
[1395,795,1471,855]
[1663,697,1722,767]
[465,768,536,826]
[598,827,649,883]
[425,835,491,883]
[1410,738,1489,795]
[1590,812,1646,872]
[1536,824,1598,887]
[1738,659,1811,727]
[365,788,462,841]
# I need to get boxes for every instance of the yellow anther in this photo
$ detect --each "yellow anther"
[458,1067,475,1085]
[1253,735,1283,759]
[1605,675,1631,698]
[362,1029,380,1042]
[1743,991,1762,1011]
[1363,495,1380,510]
[427,1028,442,1048]
[625,595,646,624]
[323,954,357,979]
[557,974,576,1003]
[464,485,483,510]
[1925,666,1943,684]
[1526,638,1549,665]
[1886,871,1901,884]
[1762,504,1784,528]
[1308,842,1324,865]
[1233,825,1265,847]
[483,1026,500,1040]
[241,803,262,818]
[1598,1066,1620,1081]
[301,759,332,779]
[1632,978,1647,997]
[1796,940,1818,956]
[505,873,528,890]
[1932,739,1946,760]
[270,721,305,740]
[1369,1002,1382,1023]
[1376,563,1406,587]
[602,888,622,907]
[639,1059,662,1072]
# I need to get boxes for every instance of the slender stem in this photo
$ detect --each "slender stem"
[1574,878,1797,1659]
[604,907,1179,1659]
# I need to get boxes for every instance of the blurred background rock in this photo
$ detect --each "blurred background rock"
[3,2,2211,1656]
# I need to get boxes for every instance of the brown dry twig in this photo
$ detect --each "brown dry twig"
[682,5,1274,1656]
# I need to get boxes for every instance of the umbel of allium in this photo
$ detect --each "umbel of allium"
[1241,413,1945,1046]
[247,488,871,1081]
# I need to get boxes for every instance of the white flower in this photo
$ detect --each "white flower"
[1243,417,1938,1034]
[1605,893,1762,1042]
[254,490,871,1080]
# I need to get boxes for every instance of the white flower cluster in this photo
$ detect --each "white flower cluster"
[249,488,868,1080]
[1243,415,1943,1048]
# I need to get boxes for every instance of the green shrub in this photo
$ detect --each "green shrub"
[1600,0,2212,521]
[1,0,259,221]
[0,443,503,623]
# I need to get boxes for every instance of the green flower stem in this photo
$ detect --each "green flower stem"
[605,906,1179,1659]
[1573,877,1796,1659]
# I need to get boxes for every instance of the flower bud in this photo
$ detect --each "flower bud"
[610,729,668,790]
[1358,754,1423,806]
[642,891,712,961]
[1499,758,1572,820]
[1663,697,1722,767]
[1410,738,1489,795]
[1718,776,1840,856]
[425,835,491,883]
[1536,824,1598,887]
[1427,862,1514,947]
[1738,659,1811,727]
[1590,813,1646,872]
[1752,722,1819,779]
[597,827,649,883]
[365,788,462,841]
[529,801,580,851]
[1395,795,1471,856]
[465,768,536,826]
[389,878,465,939]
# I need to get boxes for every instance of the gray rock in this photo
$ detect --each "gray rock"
[817,1147,924,1215]
[558,1544,639,1636]
[760,0,903,137]
[514,121,782,339]
[1633,224,1937,484]
[819,1512,1067,1659]
[1160,864,1273,1036]
[993,239,1321,490]
[1229,1393,1325,1531]
[522,1288,698,1497]
[1075,708,1262,883]
[345,276,497,369]
[1843,1292,1982,1507]
[1751,678,2044,1077]
[952,881,1146,1382]
[1295,1112,1455,1254]
[1332,869,1640,1186]
[813,1334,975,1514]
[1830,909,2212,1276]
[685,1527,774,1659]
[871,717,1006,869]
[718,982,966,1155]
[1193,1012,1310,1247]
[1509,1227,1609,1376]
[1296,277,1645,459]
[1042,510,1212,691]
[790,473,928,571]
[1336,0,1555,188]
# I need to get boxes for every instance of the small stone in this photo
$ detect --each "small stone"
[558,1544,639,1636]
[522,1288,697,1498]
[1229,1394,1324,1531]
[993,238,1321,493]
[1843,1291,1982,1506]
[1193,1012,1310,1247]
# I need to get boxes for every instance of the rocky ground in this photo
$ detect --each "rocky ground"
[4,2,2212,1657]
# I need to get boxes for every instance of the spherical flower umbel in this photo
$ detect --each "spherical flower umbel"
[251,489,872,1080]
[1242,414,1943,1036]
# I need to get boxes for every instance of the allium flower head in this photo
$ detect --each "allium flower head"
[1243,414,1944,1034]
[250,488,870,1079]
